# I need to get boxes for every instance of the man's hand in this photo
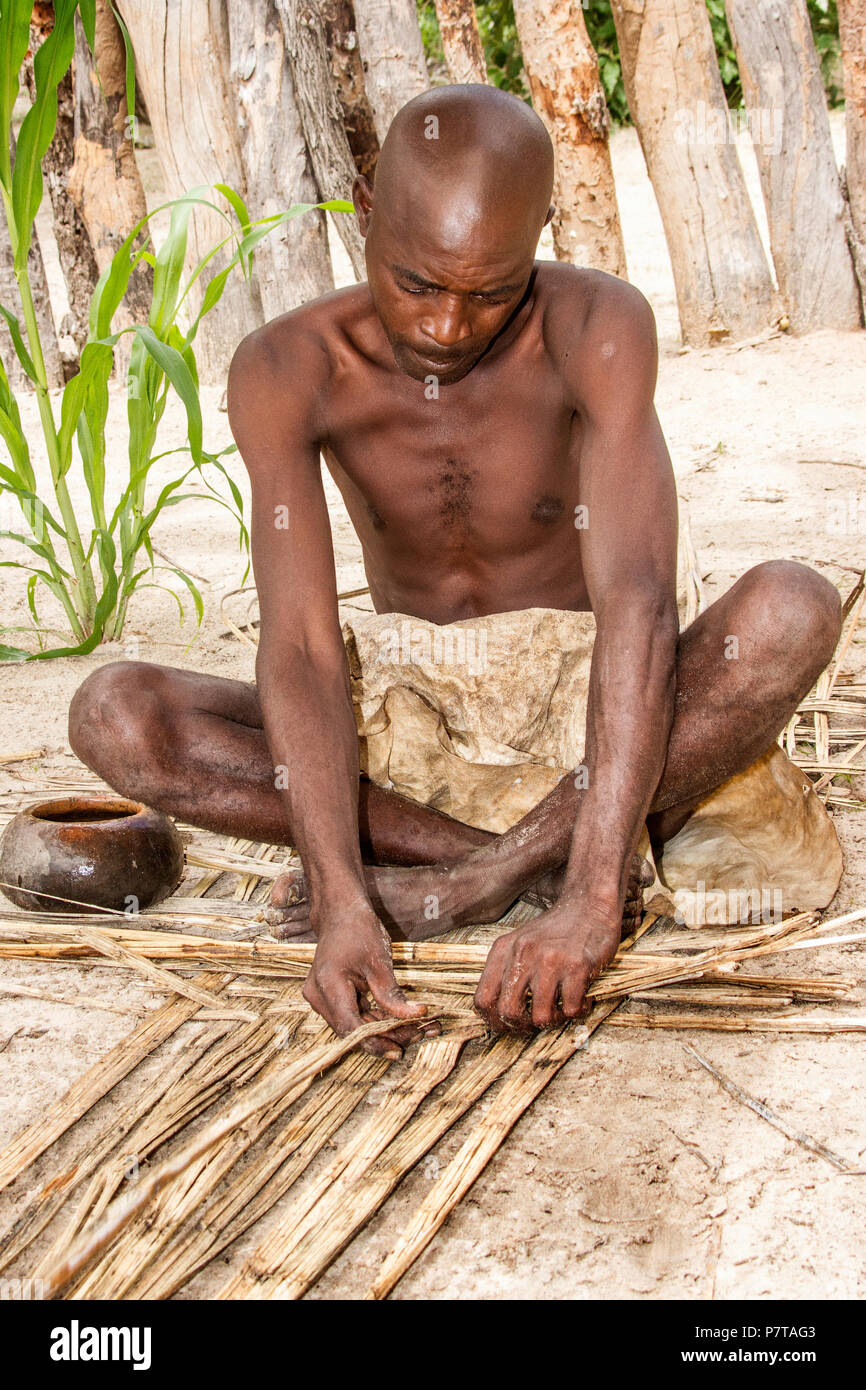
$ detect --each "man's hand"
[303,903,431,1058]
[474,898,621,1034]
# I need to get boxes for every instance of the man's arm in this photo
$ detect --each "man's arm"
[475,282,679,1030]
[228,324,426,1054]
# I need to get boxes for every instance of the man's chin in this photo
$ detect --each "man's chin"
[392,345,480,385]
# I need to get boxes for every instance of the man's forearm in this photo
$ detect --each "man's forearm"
[560,594,678,908]
[257,641,368,920]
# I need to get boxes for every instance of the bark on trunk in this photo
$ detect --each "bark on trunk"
[433,0,488,85]
[513,0,626,278]
[115,1,266,381]
[276,0,367,278]
[837,0,866,303]
[24,8,98,377]
[726,0,861,333]
[321,0,380,182]
[611,0,776,346]
[352,0,429,141]
[0,205,63,390]
[226,0,333,323]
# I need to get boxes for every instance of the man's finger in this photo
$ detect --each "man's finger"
[560,968,591,1019]
[359,1007,437,1049]
[368,971,428,1021]
[529,972,563,1030]
[305,975,372,1047]
[494,960,534,1033]
[474,937,510,1016]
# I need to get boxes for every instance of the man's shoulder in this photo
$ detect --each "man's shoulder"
[229,284,374,390]
[534,261,655,348]
[534,262,657,408]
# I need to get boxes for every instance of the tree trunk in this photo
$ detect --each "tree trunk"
[69,3,152,331]
[275,0,367,277]
[837,0,866,303]
[352,0,429,142]
[226,0,333,323]
[116,0,266,382]
[321,0,380,182]
[434,0,487,85]
[513,0,626,278]
[24,7,98,377]
[726,0,861,333]
[610,0,776,346]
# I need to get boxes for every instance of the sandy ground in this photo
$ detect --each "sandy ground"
[0,117,865,1300]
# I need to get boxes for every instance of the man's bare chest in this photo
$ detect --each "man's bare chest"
[322,361,579,544]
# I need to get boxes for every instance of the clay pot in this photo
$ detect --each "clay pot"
[0,795,185,913]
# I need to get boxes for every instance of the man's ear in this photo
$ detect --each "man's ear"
[544,203,555,227]
[353,176,374,236]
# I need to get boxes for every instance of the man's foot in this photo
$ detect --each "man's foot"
[264,852,654,942]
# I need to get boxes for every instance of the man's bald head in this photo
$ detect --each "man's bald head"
[355,86,555,384]
[372,85,554,248]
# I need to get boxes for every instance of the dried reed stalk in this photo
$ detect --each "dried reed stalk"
[0,1020,230,1275]
[35,999,306,1286]
[603,1012,866,1032]
[0,971,228,1195]
[135,1051,390,1299]
[63,1023,314,1298]
[684,1045,863,1172]
[365,1000,621,1300]
[221,1036,530,1299]
[0,978,145,1015]
[77,927,257,1021]
[216,1034,465,1303]
[39,1013,428,1300]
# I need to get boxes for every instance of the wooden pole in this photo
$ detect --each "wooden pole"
[434,0,488,85]
[352,0,429,142]
[321,0,380,182]
[24,4,98,377]
[726,0,861,333]
[225,0,334,322]
[838,0,866,304]
[611,0,777,346]
[513,0,626,278]
[276,0,367,278]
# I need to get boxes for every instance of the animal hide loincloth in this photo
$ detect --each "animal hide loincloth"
[343,606,843,927]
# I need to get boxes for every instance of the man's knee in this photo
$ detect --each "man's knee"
[68,660,174,773]
[739,559,842,672]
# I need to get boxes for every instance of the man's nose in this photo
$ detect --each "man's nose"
[419,298,472,348]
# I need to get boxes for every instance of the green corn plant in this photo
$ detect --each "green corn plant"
[0,0,351,659]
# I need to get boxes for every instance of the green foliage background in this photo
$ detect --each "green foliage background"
[416,1,843,126]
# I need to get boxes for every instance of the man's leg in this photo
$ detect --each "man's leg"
[277,559,842,936]
[67,662,491,863]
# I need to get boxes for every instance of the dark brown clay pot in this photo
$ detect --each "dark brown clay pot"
[0,795,185,913]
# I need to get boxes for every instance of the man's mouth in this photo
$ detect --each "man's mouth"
[411,347,471,374]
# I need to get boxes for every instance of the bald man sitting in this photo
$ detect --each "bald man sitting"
[69,85,843,1053]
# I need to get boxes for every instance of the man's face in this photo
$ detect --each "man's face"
[358,179,538,386]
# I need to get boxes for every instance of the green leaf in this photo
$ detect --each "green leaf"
[134,325,203,464]
[0,0,32,193]
[11,0,78,270]
[0,303,38,382]
[0,401,35,489]
[78,0,97,49]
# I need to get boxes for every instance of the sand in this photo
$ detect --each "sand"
[0,116,864,1300]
